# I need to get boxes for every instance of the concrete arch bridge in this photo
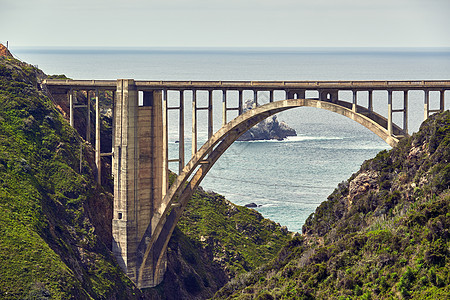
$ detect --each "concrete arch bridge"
[43,79,450,288]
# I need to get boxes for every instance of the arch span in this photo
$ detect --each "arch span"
[136,98,404,286]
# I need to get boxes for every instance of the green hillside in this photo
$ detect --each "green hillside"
[0,56,290,299]
[215,112,450,299]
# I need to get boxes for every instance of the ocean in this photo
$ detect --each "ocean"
[14,47,450,232]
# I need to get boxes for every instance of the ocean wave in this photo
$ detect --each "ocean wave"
[234,135,345,143]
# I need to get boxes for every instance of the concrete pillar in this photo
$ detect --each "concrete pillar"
[179,90,185,174]
[112,79,139,282]
[297,90,306,100]
[112,80,165,288]
[424,90,429,120]
[269,90,274,102]
[162,89,168,197]
[286,90,292,99]
[86,90,91,142]
[95,89,101,184]
[368,90,373,113]
[440,90,445,112]
[69,89,74,127]
[352,90,357,113]
[140,89,165,287]
[388,90,393,136]
[111,90,115,177]
[222,90,227,126]
[254,90,258,106]
[238,90,243,115]
[192,89,197,156]
[208,90,213,139]
[403,90,408,135]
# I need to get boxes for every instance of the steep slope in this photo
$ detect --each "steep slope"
[0,56,138,299]
[215,112,450,299]
[145,189,291,300]
[0,56,291,299]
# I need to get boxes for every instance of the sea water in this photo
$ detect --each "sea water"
[15,47,450,232]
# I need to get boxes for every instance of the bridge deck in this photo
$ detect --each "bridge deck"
[42,79,450,91]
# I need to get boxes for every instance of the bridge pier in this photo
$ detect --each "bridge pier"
[112,79,167,288]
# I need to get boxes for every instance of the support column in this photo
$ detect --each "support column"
[111,90,115,173]
[368,90,373,113]
[424,90,429,121]
[440,90,445,112]
[138,89,165,287]
[403,90,408,135]
[162,89,168,197]
[269,90,274,102]
[112,80,166,288]
[192,89,197,156]
[352,90,357,112]
[179,90,185,174]
[254,90,258,106]
[95,89,101,184]
[286,90,291,99]
[69,89,74,127]
[86,90,91,143]
[388,90,393,136]
[112,79,139,283]
[208,90,213,139]
[222,90,227,126]
[297,89,306,100]
[238,90,243,115]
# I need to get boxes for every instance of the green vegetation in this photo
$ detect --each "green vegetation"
[0,56,138,299]
[0,56,290,299]
[178,189,291,277]
[215,112,450,299]
[144,188,291,300]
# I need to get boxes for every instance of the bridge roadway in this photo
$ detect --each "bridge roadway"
[43,79,449,288]
[43,79,450,90]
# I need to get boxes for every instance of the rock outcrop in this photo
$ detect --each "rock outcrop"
[0,44,13,57]
[238,100,297,141]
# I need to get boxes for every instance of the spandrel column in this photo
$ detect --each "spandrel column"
[387,90,393,136]
[222,90,227,126]
[86,90,91,142]
[192,89,197,156]
[95,88,101,184]
[179,90,185,174]
[162,89,168,197]
[403,91,408,135]
[69,88,74,127]
[424,90,429,120]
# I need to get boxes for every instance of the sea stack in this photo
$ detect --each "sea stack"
[238,99,297,141]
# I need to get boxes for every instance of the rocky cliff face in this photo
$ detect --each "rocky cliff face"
[0,44,13,58]
[238,100,297,141]
[215,112,450,299]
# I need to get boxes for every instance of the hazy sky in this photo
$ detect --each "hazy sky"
[2,0,449,48]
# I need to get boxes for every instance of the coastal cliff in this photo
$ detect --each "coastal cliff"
[2,55,449,300]
[0,56,290,299]
[215,111,450,299]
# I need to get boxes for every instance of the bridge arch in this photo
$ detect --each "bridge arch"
[136,98,403,285]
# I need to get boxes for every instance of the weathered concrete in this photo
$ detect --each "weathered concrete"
[111,80,166,288]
